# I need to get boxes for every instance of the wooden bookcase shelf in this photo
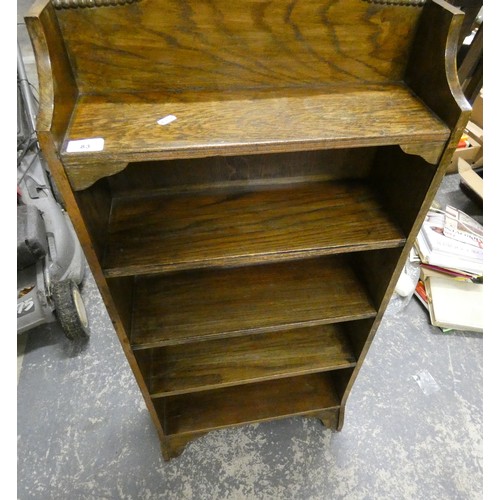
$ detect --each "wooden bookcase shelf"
[60,83,449,168]
[135,323,357,398]
[102,180,406,278]
[154,372,342,437]
[136,324,356,398]
[28,0,471,460]
[128,255,377,348]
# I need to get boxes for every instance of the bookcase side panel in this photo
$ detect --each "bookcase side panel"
[35,133,167,447]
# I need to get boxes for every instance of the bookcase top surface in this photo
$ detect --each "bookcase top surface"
[61,83,449,186]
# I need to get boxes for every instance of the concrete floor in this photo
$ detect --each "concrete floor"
[17,3,483,498]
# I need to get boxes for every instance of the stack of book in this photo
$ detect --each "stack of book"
[414,205,483,332]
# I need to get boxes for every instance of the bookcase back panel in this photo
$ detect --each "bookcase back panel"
[108,147,377,197]
[55,0,423,93]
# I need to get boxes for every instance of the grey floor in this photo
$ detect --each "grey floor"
[17,3,483,499]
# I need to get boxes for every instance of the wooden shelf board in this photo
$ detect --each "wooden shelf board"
[154,372,340,436]
[135,323,357,397]
[103,180,406,278]
[61,83,449,168]
[130,255,376,349]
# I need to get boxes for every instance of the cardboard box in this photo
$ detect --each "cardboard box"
[458,158,483,202]
[470,89,483,129]
[465,120,483,145]
[448,133,482,174]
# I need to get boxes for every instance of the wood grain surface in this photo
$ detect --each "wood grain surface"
[56,0,422,93]
[135,324,357,397]
[406,0,470,131]
[25,0,78,146]
[154,372,341,436]
[130,255,376,349]
[103,180,406,277]
[73,179,112,260]
[61,84,449,187]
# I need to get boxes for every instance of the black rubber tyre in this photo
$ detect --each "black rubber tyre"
[52,280,90,341]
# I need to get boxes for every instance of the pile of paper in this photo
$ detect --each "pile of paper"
[414,205,483,332]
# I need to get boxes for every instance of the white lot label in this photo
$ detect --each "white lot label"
[157,114,177,126]
[66,138,105,153]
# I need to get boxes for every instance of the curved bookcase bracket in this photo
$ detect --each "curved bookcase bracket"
[406,0,472,134]
[399,141,445,165]
[66,161,130,191]
[52,0,141,8]
[443,10,473,123]
[25,15,55,134]
[25,1,78,145]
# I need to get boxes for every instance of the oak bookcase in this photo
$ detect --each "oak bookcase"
[27,0,470,460]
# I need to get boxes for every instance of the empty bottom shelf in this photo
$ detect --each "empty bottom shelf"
[154,372,341,437]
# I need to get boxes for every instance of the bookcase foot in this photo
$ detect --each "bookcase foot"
[161,433,209,461]
[317,410,339,430]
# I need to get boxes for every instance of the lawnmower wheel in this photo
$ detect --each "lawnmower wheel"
[52,280,89,341]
